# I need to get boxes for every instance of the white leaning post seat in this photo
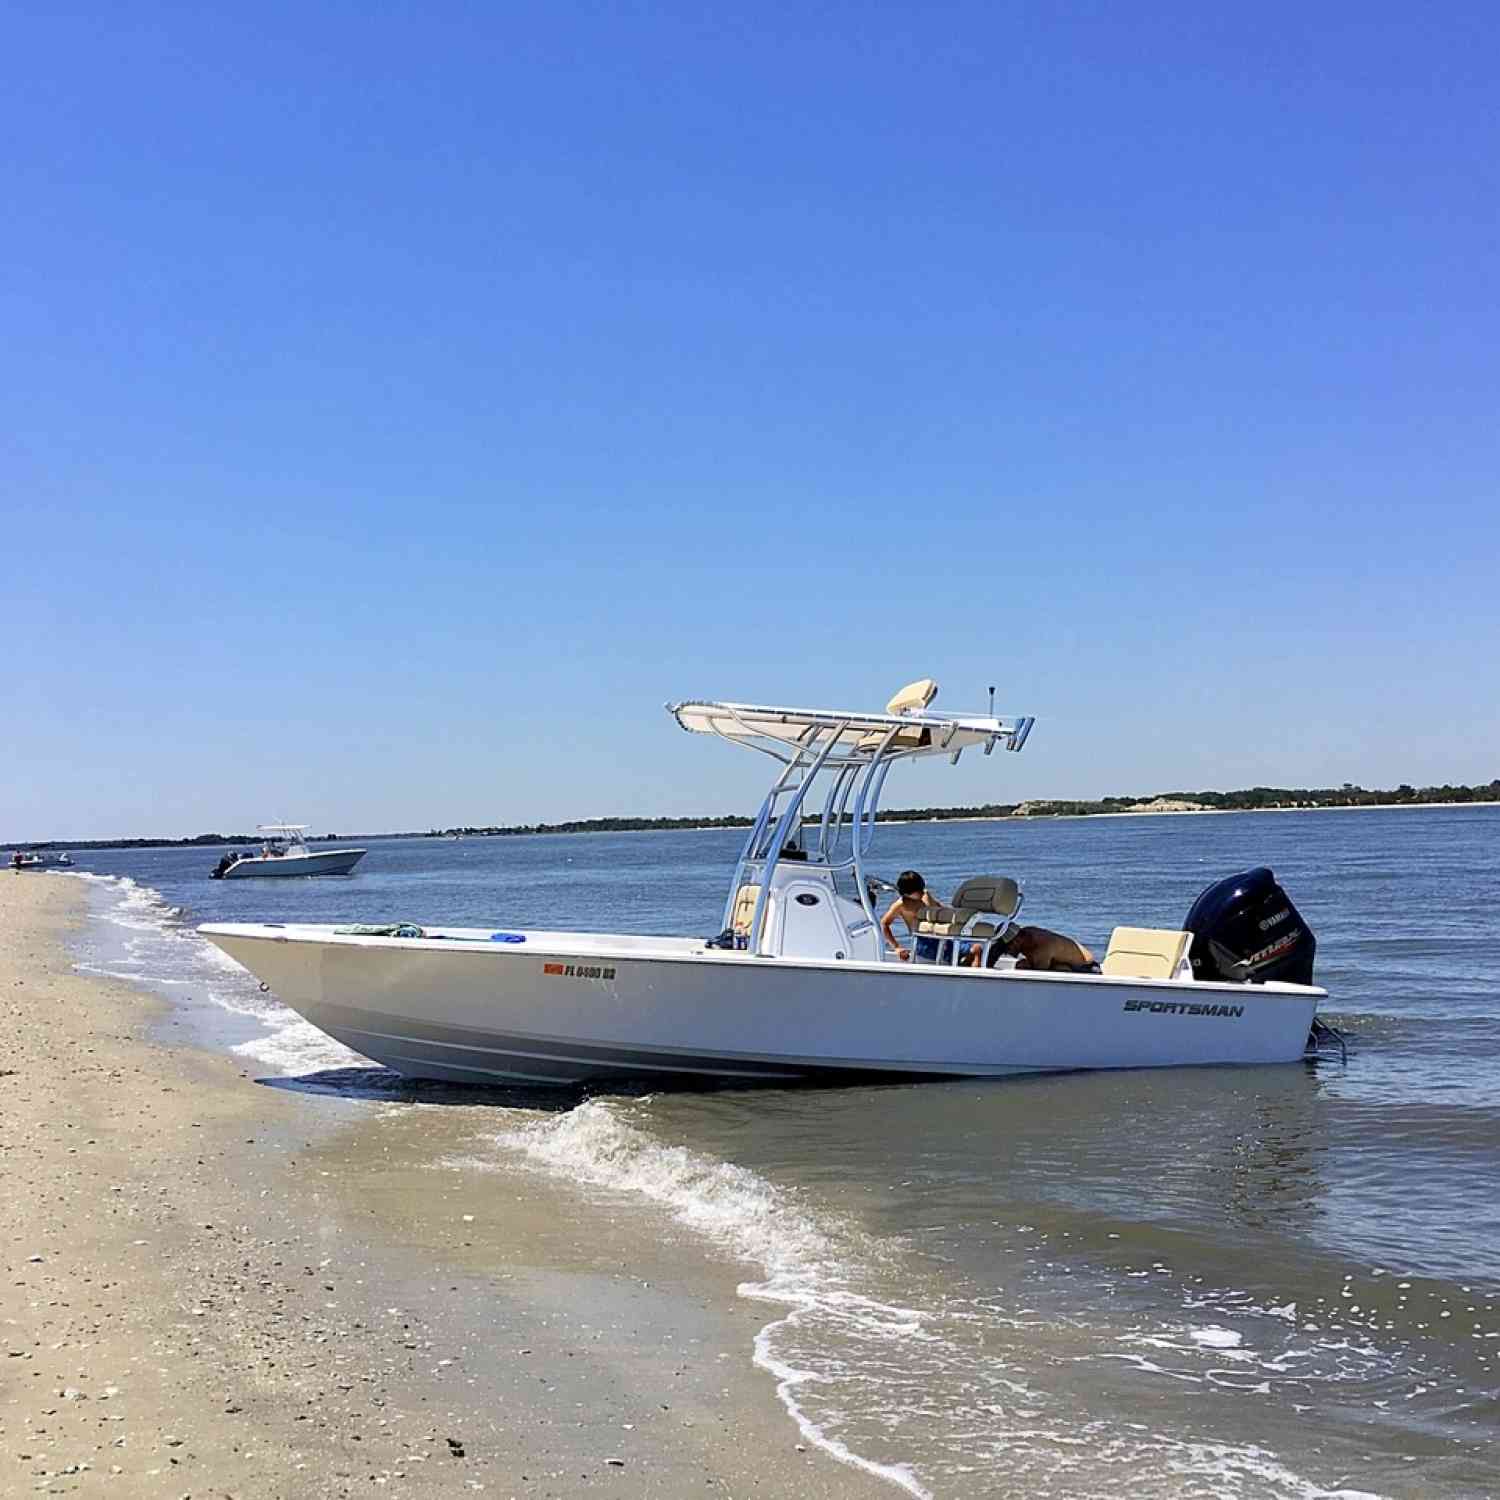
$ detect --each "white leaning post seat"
[1101,927,1193,980]
[916,874,1024,966]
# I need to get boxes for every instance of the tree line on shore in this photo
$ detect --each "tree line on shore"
[3,831,349,852]
[427,776,1500,837]
[10,778,1497,850]
[1013,778,1500,819]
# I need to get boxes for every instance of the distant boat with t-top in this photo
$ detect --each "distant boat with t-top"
[211,825,366,880]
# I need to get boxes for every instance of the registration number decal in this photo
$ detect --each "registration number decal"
[543,962,616,980]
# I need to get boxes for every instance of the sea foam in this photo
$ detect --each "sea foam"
[489,1098,932,1497]
[66,870,361,1076]
[477,1099,1383,1499]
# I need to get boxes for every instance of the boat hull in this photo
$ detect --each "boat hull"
[199,923,1324,1086]
[221,849,366,878]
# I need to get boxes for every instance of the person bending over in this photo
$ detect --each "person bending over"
[881,870,940,961]
[988,926,1097,972]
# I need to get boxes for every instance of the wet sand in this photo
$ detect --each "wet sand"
[0,874,884,1498]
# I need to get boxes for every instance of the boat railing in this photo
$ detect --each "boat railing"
[725,719,927,958]
[743,721,849,955]
[679,689,1034,961]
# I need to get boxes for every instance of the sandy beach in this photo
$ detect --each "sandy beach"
[1,874,884,1498]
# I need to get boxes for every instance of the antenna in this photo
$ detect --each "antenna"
[988,684,996,717]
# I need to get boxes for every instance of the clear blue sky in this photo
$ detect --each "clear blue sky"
[6,1,1497,840]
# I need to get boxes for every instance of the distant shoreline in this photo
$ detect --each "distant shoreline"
[911,799,1500,825]
[8,794,1498,851]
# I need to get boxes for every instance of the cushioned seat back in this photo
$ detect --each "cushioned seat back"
[886,678,938,716]
[731,884,763,937]
[951,875,1022,920]
[856,678,940,751]
[920,910,1004,934]
[916,905,968,936]
[1101,926,1191,980]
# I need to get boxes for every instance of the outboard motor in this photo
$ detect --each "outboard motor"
[211,852,236,880]
[1184,867,1316,986]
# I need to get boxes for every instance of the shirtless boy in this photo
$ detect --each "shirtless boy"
[880,870,940,961]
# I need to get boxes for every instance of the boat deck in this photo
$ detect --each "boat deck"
[200,922,1325,997]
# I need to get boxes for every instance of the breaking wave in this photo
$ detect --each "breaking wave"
[489,1098,931,1495]
[65,870,360,1074]
[470,1099,1384,1499]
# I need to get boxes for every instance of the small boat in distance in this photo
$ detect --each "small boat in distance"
[202,681,1327,1087]
[211,825,366,880]
[9,850,73,870]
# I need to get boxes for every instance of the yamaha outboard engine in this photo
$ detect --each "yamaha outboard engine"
[1184,867,1316,986]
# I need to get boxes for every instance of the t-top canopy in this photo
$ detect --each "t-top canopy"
[667,690,1034,761]
[257,823,309,836]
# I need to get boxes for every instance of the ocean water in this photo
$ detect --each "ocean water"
[60,806,1500,1498]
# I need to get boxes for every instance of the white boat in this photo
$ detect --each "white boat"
[9,850,72,870]
[211,825,366,880]
[201,683,1326,1086]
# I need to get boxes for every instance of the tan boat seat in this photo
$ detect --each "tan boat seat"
[885,678,938,716]
[1101,927,1192,980]
[951,875,1022,922]
[913,875,1023,965]
[916,905,969,937]
[916,907,1006,939]
[730,884,763,937]
[857,678,939,751]
[916,876,1023,935]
